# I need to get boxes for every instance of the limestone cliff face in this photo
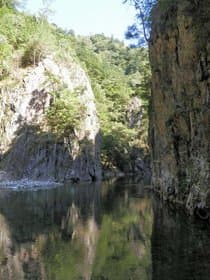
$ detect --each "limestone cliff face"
[0,57,101,182]
[149,1,210,214]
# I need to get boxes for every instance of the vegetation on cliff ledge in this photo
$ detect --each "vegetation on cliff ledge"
[0,2,151,173]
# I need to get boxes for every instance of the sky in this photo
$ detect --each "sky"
[24,0,136,42]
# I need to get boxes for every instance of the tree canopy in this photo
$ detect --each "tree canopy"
[0,4,151,173]
[124,0,157,46]
[0,0,24,8]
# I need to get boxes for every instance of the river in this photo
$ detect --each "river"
[0,178,209,280]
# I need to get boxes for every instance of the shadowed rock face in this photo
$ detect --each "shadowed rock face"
[149,1,210,213]
[0,57,101,182]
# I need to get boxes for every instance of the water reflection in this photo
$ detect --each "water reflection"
[152,198,210,280]
[0,179,209,279]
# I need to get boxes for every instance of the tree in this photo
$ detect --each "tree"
[39,0,54,20]
[124,0,157,46]
[0,0,25,8]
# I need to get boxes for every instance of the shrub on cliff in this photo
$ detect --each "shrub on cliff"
[0,4,151,173]
[0,0,23,9]
[71,34,151,171]
[21,29,56,67]
[46,85,86,137]
[0,6,56,68]
[0,36,13,79]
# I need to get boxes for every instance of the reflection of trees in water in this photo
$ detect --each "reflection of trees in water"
[60,203,99,280]
[0,214,47,280]
[0,181,154,280]
[42,183,153,280]
[91,190,153,280]
[0,183,101,280]
[4,181,210,280]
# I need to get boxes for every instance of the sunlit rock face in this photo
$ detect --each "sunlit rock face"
[127,96,144,129]
[149,1,210,213]
[0,56,101,182]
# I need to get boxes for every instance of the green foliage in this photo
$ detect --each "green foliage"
[0,35,13,78]
[41,229,85,280]
[92,214,140,280]
[0,7,34,48]
[124,0,179,45]
[0,0,22,9]
[46,83,86,137]
[71,34,151,171]
[124,0,157,45]
[101,123,137,170]
[0,7,57,68]
[91,198,152,280]
[0,8,17,77]
[21,20,56,66]
[0,6,151,171]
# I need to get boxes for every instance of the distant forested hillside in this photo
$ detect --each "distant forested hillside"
[70,34,151,173]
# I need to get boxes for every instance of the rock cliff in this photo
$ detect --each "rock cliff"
[0,57,101,182]
[149,0,210,214]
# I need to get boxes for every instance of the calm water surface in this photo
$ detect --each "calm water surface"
[0,178,209,280]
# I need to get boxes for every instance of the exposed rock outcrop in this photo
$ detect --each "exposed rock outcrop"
[127,96,144,129]
[0,57,101,182]
[149,1,210,213]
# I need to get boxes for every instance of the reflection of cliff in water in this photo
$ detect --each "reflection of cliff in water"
[1,181,210,280]
[152,198,210,280]
[0,183,101,280]
[0,213,46,280]
[0,180,153,280]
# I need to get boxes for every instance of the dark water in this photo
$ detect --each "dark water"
[0,179,210,280]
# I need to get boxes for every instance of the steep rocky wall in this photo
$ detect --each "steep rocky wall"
[149,0,210,214]
[0,57,101,182]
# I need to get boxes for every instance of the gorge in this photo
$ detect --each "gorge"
[0,4,150,183]
[0,0,209,212]
[0,0,210,279]
[1,0,208,215]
